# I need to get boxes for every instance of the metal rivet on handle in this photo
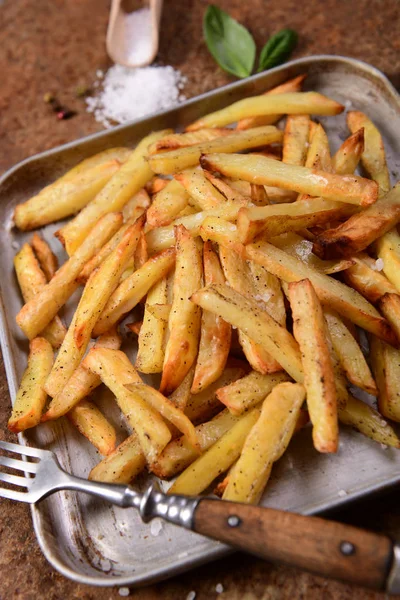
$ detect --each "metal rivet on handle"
[340,541,356,556]
[227,515,241,528]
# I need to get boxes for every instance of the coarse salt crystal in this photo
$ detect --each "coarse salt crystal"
[371,258,384,271]
[11,240,19,250]
[186,592,196,600]
[337,489,347,497]
[150,519,163,536]
[216,583,224,593]
[381,443,389,450]
[118,587,130,597]
[344,100,353,109]
[124,8,153,65]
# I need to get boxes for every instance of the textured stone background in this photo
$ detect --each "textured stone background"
[0,0,400,598]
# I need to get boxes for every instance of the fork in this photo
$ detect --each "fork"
[1,440,400,594]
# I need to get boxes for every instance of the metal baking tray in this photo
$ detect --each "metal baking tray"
[1,55,400,587]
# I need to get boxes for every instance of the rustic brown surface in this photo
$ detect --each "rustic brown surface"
[1,0,400,598]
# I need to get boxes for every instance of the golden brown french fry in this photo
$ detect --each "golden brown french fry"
[148,126,283,174]
[304,123,332,172]
[313,184,400,259]
[56,130,169,254]
[289,279,338,453]
[8,338,53,433]
[187,92,343,132]
[200,153,378,207]
[62,148,132,180]
[376,228,400,292]
[31,233,58,280]
[236,74,306,130]
[160,226,202,394]
[146,177,169,195]
[83,349,171,464]
[324,309,377,395]
[67,399,117,456]
[45,217,145,397]
[14,244,66,348]
[369,335,400,422]
[168,407,261,495]
[89,433,146,483]
[333,129,364,175]
[223,382,305,503]
[342,254,398,303]
[199,217,242,251]
[245,241,397,345]
[93,247,176,336]
[216,370,290,416]
[151,408,241,479]
[146,179,189,229]
[148,128,232,154]
[204,172,250,204]
[249,183,269,205]
[339,394,400,448]
[191,284,304,382]
[347,111,390,193]
[378,293,400,341]
[174,168,227,210]
[42,327,121,420]
[134,230,148,270]
[282,115,310,166]
[136,278,168,374]
[191,242,231,394]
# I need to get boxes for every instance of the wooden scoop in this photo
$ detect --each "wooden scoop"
[106,0,164,68]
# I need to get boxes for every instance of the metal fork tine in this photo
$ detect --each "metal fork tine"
[0,456,38,474]
[0,472,30,488]
[0,487,31,503]
[0,440,45,458]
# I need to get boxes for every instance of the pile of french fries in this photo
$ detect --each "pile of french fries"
[10,74,400,506]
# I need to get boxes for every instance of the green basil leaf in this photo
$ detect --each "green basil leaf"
[257,29,298,73]
[203,5,256,79]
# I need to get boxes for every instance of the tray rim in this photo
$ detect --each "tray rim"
[1,54,400,588]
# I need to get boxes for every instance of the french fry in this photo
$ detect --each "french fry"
[134,230,148,270]
[376,228,400,292]
[42,327,121,420]
[169,366,195,411]
[186,92,343,131]
[89,433,146,483]
[8,337,53,433]
[282,115,310,166]
[313,183,400,259]
[333,129,364,175]
[122,188,151,222]
[200,153,378,207]
[67,399,117,456]
[136,278,168,374]
[148,126,283,174]
[148,128,232,154]
[342,254,398,303]
[83,349,171,464]
[151,408,241,479]
[223,382,305,503]
[191,242,231,393]
[289,279,338,453]
[126,321,142,335]
[236,74,307,130]
[338,394,400,448]
[216,370,290,416]
[31,233,58,280]
[191,284,304,382]
[146,179,189,229]
[203,171,249,204]
[245,241,397,345]
[14,244,66,348]
[199,217,241,251]
[16,212,122,340]
[45,217,145,397]
[56,130,169,254]
[378,293,400,341]
[174,168,227,210]
[347,111,390,193]
[146,177,169,195]
[160,226,202,394]
[303,123,332,172]
[324,309,377,395]
[249,183,269,205]
[370,335,400,422]
[93,247,176,336]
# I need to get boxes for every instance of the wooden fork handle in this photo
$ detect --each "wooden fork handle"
[192,499,394,591]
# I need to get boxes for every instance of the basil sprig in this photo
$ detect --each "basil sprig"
[203,5,298,79]
[203,5,256,79]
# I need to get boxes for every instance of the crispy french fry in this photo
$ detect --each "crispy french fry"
[16,212,122,340]
[200,153,378,207]
[14,244,66,348]
[31,233,58,280]
[56,130,169,254]
[45,217,145,397]
[249,183,269,205]
[175,168,227,210]
[187,92,343,131]
[304,123,332,172]
[89,433,146,483]
[146,179,189,229]
[376,228,400,292]
[204,172,250,204]
[370,334,400,421]
[169,366,195,411]
[342,255,398,303]
[223,382,305,503]
[136,278,168,373]
[148,128,232,154]
[199,217,241,251]
[313,184,400,259]
[134,230,148,270]
[148,126,283,174]
[324,309,377,395]
[61,148,132,180]
[67,399,117,456]
[8,337,53,433]
[289,279,338,453]
[379,293,400,341]
[93,247,176,336]
[191,242,231,394]
[146,177,169,195]
[216,370,290,416]
[42,327,121,420]
[168,407,261,495]
[347,111,390,193]
[160,226,202,394]
[122,188,151,222]
[245,241,397,345]
[339,394,400,448]
[83,349,171,464]
[282,115,310,166]
[333,129,364,175]
[191,284,304,382]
